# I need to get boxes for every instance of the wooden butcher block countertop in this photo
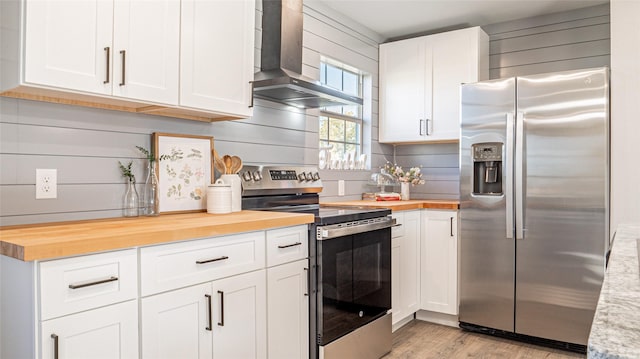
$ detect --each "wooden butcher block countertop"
[0,211,314,262]
[321,199,459,211]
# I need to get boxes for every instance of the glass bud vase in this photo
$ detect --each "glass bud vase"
[142,162,160,216]
[123,178,139,217]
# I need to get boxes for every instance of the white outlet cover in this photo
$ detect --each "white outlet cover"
[338,180,345,196]
[36,169,57,199]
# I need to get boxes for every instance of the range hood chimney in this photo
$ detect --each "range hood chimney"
[252,0,363,109]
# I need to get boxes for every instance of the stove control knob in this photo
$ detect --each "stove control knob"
[312,172,320,181]
[305,172,313,181]
[298,173,306,182]
[242,171,252,181]
[252,171,262,181]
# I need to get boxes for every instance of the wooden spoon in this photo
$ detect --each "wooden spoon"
[223,155,233,174]
[212,149,226,175]
[230,156,242,174]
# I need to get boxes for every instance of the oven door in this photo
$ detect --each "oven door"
[316,217,393,346]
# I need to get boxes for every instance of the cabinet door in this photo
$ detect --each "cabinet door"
[41,300,138,359]
[267,260,309,359]
[211,270,267,359]
[141,283,213,359]
[391,211,421,327]
[421,210,458,315]
[180,0,254,117]
[24,0,113,94]
[430,29,478,141]
[112,0,180,104]
[379,37,431,143]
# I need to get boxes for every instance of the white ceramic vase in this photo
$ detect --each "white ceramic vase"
[401,182,410,201]
[221,174,242,212]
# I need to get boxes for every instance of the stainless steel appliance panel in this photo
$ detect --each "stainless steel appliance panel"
[514,68,608,345]
[459,77,516,332]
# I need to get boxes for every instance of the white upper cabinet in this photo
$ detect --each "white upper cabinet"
[112,0,180,104]
[24,0,114,95]
[180,0,254,117]
[2,0,253,122]
[379,27,489,143]
[25,0,179,104]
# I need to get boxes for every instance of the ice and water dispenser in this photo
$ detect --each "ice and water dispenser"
[472,143,503,195]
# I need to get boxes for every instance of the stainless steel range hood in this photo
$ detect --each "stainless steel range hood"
[252,0,363,109]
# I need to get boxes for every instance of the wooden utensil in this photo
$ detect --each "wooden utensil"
[230,156,242,174]
[223,155,232,174]
[212,149,226,175]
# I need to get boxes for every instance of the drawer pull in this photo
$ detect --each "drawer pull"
[196,256,229,265]
[205,294,212,331]
[278,242,302,249]
[51,334,59,359]
[218,290,225,326]
[304,267,309,296]
[68,276,118,289]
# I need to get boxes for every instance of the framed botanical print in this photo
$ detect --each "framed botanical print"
[153,133,214,213]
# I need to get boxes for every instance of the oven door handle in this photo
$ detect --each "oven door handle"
[317,217,396,240]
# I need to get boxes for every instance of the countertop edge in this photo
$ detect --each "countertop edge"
[1,211,314,262]
[321,200,459,211]
[587,224,640,359]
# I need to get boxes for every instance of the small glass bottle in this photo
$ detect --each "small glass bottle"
[123,177,139,217]
[142,162,160,216]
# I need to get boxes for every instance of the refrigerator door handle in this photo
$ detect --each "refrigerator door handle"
[515,111,525,240]
[506,112,515,239]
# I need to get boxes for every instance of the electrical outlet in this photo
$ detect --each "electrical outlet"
[36,169,57,199]
[338,180,345,196]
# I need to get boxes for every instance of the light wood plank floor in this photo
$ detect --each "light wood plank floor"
[384,320,586,359]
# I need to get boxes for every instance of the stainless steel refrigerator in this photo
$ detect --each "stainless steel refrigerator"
[459,67,609,349]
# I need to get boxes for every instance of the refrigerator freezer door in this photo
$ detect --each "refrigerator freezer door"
[459,77,516,332]
[515,68,608,345]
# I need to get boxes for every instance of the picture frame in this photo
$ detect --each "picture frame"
[153,133,214,214]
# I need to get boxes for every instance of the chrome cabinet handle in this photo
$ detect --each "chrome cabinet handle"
[205,294,212,331]
[103,47,110,84]
[278,242,302,249]
[304,267,309,296]
[426,118,431,135]
[217,291,224,326]
[119,50,126,86]
[68,276,118,289]
[51,334,59,359]
[419,119,424,135]
[196,256,229,264]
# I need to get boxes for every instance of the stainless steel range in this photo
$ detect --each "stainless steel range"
[241,165,394,359]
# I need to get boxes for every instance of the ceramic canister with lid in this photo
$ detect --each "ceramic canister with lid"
[206,179,231,214]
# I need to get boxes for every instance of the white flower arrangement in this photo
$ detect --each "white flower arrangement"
[383,162,426,185]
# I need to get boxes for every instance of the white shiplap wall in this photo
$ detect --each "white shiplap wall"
[393,4,610,201]
[0,0,390,225]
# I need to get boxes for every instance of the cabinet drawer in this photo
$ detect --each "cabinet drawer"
[266,225,308,267]
[140,231,265,296]
[39,249,138,320]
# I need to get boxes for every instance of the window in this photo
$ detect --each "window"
[319,60,364,169]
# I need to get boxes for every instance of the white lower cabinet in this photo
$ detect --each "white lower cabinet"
[267,259,309,359]
[141,283,212,359]
[41,300,139,359]
[391,210,421,329]
[420,210,459,315]
[141,270,267,359]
